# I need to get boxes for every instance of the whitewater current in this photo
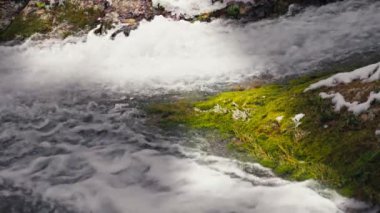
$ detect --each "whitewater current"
[0,0,379,212]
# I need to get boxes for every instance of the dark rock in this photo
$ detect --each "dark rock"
[110,20,139,39]
[0,0,29,31]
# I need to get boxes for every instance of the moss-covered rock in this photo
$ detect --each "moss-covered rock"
[148,68,380,204]
[1,0,342,41]
[226,4,241,19]
[0,0,154,42]
[0,0,104,41]
[0,0,29,31]
[0,13,52,41]
[54,2,102,33]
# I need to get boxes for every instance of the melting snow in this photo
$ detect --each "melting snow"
[305,62,380,115]
[305,62,380,91]
[319,91,380,115]
[276,116,284,122]
[292,113,305,127]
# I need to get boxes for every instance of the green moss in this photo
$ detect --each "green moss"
[195,13,211,22]
[0,14,52,41]
[148,72,380,203]
[54,3,101,32]
[35,1,46,9]
[0,2,102,41]
[226,4,240,19]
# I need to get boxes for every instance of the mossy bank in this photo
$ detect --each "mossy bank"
[0,1,102,41]
[147,68,380,204]
[1,0,341,42]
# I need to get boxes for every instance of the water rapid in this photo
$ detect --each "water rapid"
[0,0,379,212]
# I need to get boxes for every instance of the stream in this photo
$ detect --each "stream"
[0,0,379,212]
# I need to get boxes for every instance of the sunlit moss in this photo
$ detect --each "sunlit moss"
[35,1,46,9]
[195,13,211,22]
[148,72,380,203]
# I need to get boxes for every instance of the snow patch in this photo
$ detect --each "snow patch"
[306,62,380,115]
[305,62,380,92]
[319,91,380,115]
[292,113,305,127]
[276,116,284,122]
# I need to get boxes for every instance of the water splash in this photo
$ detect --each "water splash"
[0,0,379,93]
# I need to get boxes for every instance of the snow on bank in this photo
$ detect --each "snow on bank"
[319,91,380,115]
[276,116,284,122]
[305,62,380,115]
[292,113,305,127]
[305,62,380,91]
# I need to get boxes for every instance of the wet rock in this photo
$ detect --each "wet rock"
[0,0,29,31]
[103,11,120,25]
[212,0,224,4]
[111,0,153,21]
[208,1,276,21]
[21,0,47,16]
[2,0,154,41]
[1,0,343,41]
[110,21,139,39]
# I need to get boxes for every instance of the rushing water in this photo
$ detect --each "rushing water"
[0,0,380,212]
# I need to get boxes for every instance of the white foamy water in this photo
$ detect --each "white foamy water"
[0,0,379,93]
[0,0,379,212]
[152,0,226,16]
[152,0,254,16]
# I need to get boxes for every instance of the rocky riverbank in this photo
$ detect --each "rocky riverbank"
[1,0,341,42]
[0,0,152,41]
